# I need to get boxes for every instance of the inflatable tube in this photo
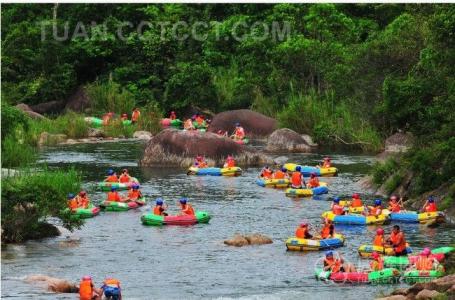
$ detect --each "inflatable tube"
[97,177,139,191]
[187,166,242,176]
[100,201,138,212]
[141,211,211,226]
[431,246,455,255]
[285,182,328,197]
[85,117,132,127]
[283,163,338,177]
[161,118,183,128]
[221,167,242,176]
[315,268,400,284]
[358,244,412,258]
[286,233,345,251]
[384,253,445,269]
[403,269,445,284]
[193,121,208,130]
[256,178,290,188]
[389,211,445,224]
[322,211,390,225]
[65,204,100,219]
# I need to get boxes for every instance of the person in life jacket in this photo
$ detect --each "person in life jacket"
[323,251,356,273]
[307,173,320,188]
[273,167,288,179]
[414,248,438,271]
[370,252,384,271]
[320,218,335,239]
[388,195,402,213]
[295,222,313,239]
[369,199,383,216]
[67,193,78,210]
[184,118,195,130]
[387,225,408,256]
[422,196,438,212]
[321,157,331,168]
[79,275,101,300]
[373,228,385,247]
[232,122,245,141]
[290,166,306,188]
[331,197,345,216]
[179,198,195,216]
[77,191,90,209]
[351,193,363,207]
[120,113,128,121]
[169,111,177,120]
[195,114,205,126]
[106,187,122,202]
[102,112,114,126]
[100,278,122,300]
[224,155,236,168]
[105,169,119,183]
[153,198,168,216]
[131,108,140,124]
[260,166,273,179]
[127,184,142,201]
[118,169,132,183]
[194,155,208,168]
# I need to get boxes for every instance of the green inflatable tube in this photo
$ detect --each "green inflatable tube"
[403,269,445,284]
[64,204,100,220]
[430,246,454,255]
[86,117,132,127]
[192,121,208,130]
[141,211,211,226]
[97,177,139,191]
[100,201,131,212]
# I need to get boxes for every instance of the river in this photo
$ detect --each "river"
[2,140,454,299]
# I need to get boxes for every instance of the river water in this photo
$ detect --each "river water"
[2,140,454,299]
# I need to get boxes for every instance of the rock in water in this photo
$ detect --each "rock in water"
[25,275,78,293]
[208,109,277,138]
[224,234,273,247]
[266,128,316,153]
[224,234,250,247]
[140,129,273,167]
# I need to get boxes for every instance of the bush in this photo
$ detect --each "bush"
[135,102,163,134]
[1,104,29,140]
[1,169,83,243]
[86,80,136,114]
[371,157,400,185]
[1,135,36,168]
[102,119,136,138]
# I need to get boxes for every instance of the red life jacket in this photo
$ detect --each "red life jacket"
[79,279,93,300]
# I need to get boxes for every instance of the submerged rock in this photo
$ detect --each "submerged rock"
[266,128,316,153]
[25,275,78,293]
[224,234,273,247]
[140,129,273,167]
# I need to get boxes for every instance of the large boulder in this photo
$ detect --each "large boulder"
[140,129,273,167]
[224,234,273,247]
[65,86,91,112]
[30,100,66,114]
[415,289,441,300]
[266,128,316,152]
[25,275,78,293]
[385,131,414,153]
[208,109,277,138]
[15,103,46,119]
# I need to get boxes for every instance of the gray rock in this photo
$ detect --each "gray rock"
[375,296,407,300]
[415,289,441,300]
[87,127,105,138]
[266,128,315,153]
[133,131,153,140]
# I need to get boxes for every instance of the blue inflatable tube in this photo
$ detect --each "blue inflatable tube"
[256,178,266,187]
[312,186,329,195]
[390,213,419,223]
[194,167,222,176]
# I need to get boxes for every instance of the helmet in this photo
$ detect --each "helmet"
[281,167,287,172]
[353,193,359,199]
[132,184,140,190]
[390,195,397,201]
[82,275,92,281]
[428,196,435,203]
[374,199,382,206]
[111,186,117,192]
[295,166,301,172]
[156,198,163,205]
[311,172,316,178]
[107,169,114,175]
[371,252,379,259]
[300,222,308,227]
[325,250,333,257]
[171,111,175,114]
[376,228,384,235]
[67,193,75,199]
[122,169,128,173]
[79,191,87,196]
[333,197,340,203]
[122,113,127,117]
[421,248,431,256]
[235,122,240,126]
[179,198,188,204]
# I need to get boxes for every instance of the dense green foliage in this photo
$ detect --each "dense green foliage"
[1,169,82,242]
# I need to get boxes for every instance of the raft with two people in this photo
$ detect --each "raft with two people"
[321,211,390,225]
[65,204,100,219]
[315,267,401,284]
[97,177,140,191]
[286,233,345,251]
[283,163,338,177]
[187,166,242,177]
[100,197,146,212]
[385,210,446,224]
[84,116,132,127]
[141,211,211,226]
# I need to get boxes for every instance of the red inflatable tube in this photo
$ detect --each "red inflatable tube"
[330,272,369,283]
[164,215,198,226]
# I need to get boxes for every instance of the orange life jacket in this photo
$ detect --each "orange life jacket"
[273,170,286,179]
[351,198,363,207]
[425,203,437,212]
[373,235,384,247]
[68,198,78,210]
[324,258,341,273]
[370,206,382,216]
[181,204,195,216]
[226,159,235,168]
[370,258,384,271]
[235,127,245,139]
[295,227,309,239]
[307,177,320,188]
[196,116,204,125]
[106,175,119,183]
[261,169,273,179]
[107,192,121,202]
[102,115,111,125]
[153,205,164,216]
[291,172,302,187]
[132,110,140,122]
[321,224,333,239]
[332,204,344,215]
[78,196,89,209]
[104,278,120,288]
[390,231,407,253]
[119,174,130,183]
[389,201,401,213]
[79,279,93,300]
[415,256,434,271]
[128,190,141,200]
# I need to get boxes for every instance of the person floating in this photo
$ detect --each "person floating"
[118,169,132,183]
[387,225,408,256]
[105,169,119,183]
[100,278,122,300]
[120,113,128,121]
[388,195,402,213]
[291,166,306,188]
[179,198,195,216]
[351,193,363,207]
[102,112,114,126]
[127,184,142,201]
[369,199,383,216]
[184,118,194,130]
[413,248,439,271]
[195,113,205,126]
[67,193,78,210]
[331,197,345,216]
[77,191,90,209]
[79,275,101,300]
[169,111,177,120]
[273,167,288,179]
[295,222,313,239]
[224,155,236,168]
[373,228,385,247]
[306,172,320,188]
[153,198,168,216]
[370,252,384,271]
[232,122,245,141]
[107,187,122,202]
[194,155,208,168]
[422,196,437,212]
[320,218,335,239]
[323,251,356,273]
[260,166,273,179]
[322,157,331,168]
[131,108,140,124]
